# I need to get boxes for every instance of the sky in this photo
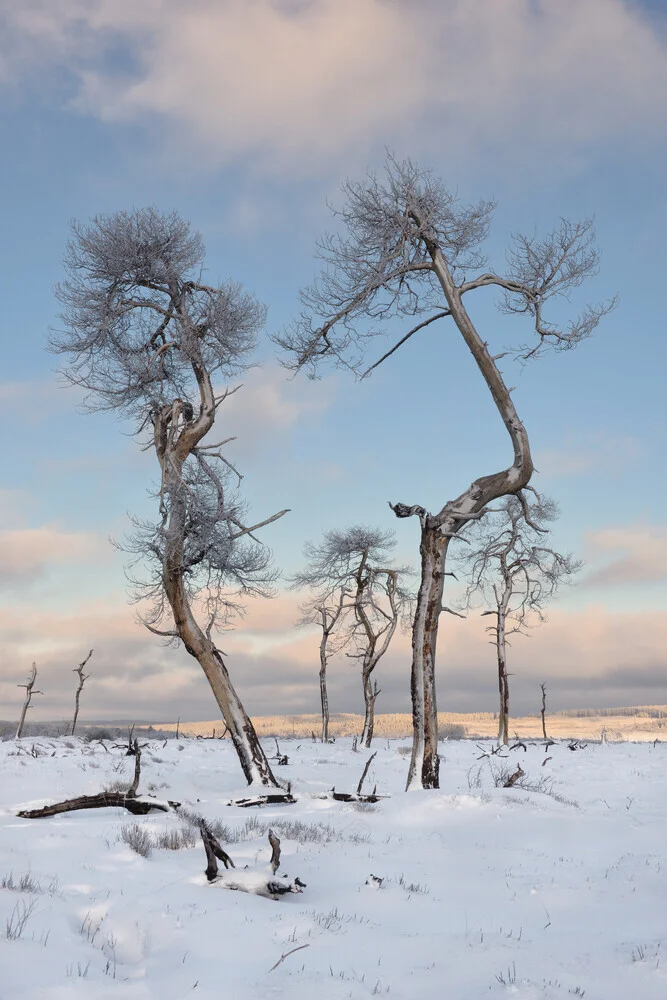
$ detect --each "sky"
[0,0,666,726]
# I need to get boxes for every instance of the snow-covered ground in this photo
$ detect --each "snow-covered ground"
[1,735,666,1000]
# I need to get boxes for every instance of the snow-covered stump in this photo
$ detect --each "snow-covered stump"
[200,821,306,901]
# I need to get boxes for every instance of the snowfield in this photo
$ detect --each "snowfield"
[1,735,666,1000]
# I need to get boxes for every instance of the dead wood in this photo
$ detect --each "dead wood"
[503,764,525,788]
[69,649,93,735]
[201,824,306,899]
[357,751,377,795]
[268,944,310,972]
[331,788,388,803]
[16,663,43,739]
[17,793,179,819]
[231,792,297,808]
[268,828,281,873]
[510,740,527,752]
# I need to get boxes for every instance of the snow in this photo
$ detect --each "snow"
[1,735,666,999]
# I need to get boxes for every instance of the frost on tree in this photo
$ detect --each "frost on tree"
[277,156,614,789]
[50,208,288,788]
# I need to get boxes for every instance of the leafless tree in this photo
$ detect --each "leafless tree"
[540,682,548,740]
[50,208,289,787]
[277,155,612,788]
[69,649,93,735]
[291,526,411,747]
[456,494,581,745]
[295,589,348,743]
[16,663,43,738]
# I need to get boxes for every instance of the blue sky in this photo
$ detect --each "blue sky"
[0,0,666,724]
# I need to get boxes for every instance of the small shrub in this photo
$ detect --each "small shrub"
[5,898,38,940]
[440,723,465,740]
[119,823,152,857]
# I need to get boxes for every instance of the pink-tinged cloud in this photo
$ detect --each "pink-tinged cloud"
[1,592,664,722]
[3,1,667,171]
[0,527,111,587]
[584,525,667,586]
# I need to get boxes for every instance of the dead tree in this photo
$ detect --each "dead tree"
[200,822,306,899]
[290,526,412,747]
[16,663,43,739]
[69,649,93,735]
[456,494,580,745]
[16,743,180,817]
[294,588,348,743]
[50,208,289,789]
[540,683,548,740]
[277,155,612,787]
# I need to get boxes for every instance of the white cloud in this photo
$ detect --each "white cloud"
[2,0,666,171]
[0,526,111,587]
[584,524,667,585]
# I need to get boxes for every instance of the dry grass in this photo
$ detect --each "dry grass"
[156,710,667,742]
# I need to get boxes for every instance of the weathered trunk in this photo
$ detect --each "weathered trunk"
[496,606,509,745]
[406,526,448,790]
[166,580,278,787]
[400,219,534,790]
[361,675,380,748]
[540,683,548,740]
[319,624,330,743]
[16,663,39,739]
[160,410,278,788]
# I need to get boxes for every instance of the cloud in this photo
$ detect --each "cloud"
[3,0,667,171]
[0,526,111,587]
[536,431,643,478]
[2,591,665,722]
[584,524,667,586]
[209,362,336,455]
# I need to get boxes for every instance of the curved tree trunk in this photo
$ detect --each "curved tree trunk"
[402,220,534,790]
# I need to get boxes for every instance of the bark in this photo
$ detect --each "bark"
[402,220,534,790]
[319,614,330,743]
[496,606,509,746]
[361,677,381,748]
[540,683,548,740]
[405,526,448,790]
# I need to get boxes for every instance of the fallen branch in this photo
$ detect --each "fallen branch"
[357,751,377,795]
[268,944,310,972]
[17,793,179,818]
[231,791,297,808]
[201,824,306,900]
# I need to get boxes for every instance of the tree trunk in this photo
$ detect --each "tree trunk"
[161,448,278,788]
[406,526,448,789]
[319,628,329,743]
[361,675,380,748]
[497,607,509,745]
[540,683,548,740]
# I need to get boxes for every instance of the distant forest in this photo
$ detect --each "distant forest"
[556,706,667,718]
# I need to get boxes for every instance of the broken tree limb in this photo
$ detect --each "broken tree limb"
[503,764,525,788]
[69,649,93,736]
[16,663,43,739]
[201,825,306,900]
[17,793,179,818]
[268,944,310,972]
[357,751,377,795]
[230,790,297,808]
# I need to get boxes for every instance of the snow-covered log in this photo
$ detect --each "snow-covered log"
[16,793,179,818]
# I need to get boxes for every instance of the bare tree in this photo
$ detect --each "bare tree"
[277,155,612,788]
[16,663,43,738]
[295,589,348,742]
[69,649,93,735]
[540,682,548,740]
[456,494,581,745]
[291,526,411,747]
[50,208,289,788]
